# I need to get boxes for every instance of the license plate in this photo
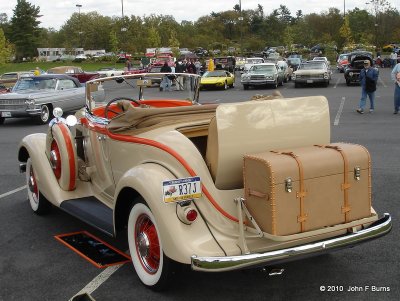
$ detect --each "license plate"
[307,80,313,83]
[1,112,11,117]
[163,176,202,203]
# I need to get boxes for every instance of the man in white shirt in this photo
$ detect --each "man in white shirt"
[390,51,398,68]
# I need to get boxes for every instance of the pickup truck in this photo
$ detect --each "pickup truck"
[0,71,34,88]
[47,66,99,83]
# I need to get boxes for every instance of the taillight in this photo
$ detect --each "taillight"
[50,140,61,179]
[186,209,198,222]
[176,203,198,224]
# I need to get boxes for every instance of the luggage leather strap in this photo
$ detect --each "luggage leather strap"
[273,151,308,232]
[247,189,267,199]
[315,145,351,222]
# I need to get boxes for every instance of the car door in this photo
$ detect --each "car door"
[53,79,85,111]
[82,120,115,204]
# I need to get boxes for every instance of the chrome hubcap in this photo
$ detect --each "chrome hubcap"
[41,106,49,122]
[49,150,59,171]
[137,232,150,258]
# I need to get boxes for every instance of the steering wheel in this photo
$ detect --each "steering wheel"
[104,97,141,118]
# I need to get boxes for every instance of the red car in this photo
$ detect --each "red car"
[47,66,99,83]
[337,53,350,73]
[0,84,10,94]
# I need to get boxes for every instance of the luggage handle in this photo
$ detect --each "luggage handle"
[247,189,268,199]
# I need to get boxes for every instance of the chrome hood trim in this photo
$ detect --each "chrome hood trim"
[191,214,392,272]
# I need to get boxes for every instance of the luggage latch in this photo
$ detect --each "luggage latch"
[285,177,292,192]
[354,166,361,180]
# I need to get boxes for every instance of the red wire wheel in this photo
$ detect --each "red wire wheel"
[135,214,161,274]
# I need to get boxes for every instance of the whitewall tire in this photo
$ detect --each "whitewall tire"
[26,158,51,215]
[127,200,176,291]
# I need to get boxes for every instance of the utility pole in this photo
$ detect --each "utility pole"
[76,4,82,48]
[344,0,346,18]
[239,0,243,57]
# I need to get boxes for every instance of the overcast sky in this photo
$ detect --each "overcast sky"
[1,0,398,30]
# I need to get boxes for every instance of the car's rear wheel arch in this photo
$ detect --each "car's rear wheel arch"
[114,187,141,234]
[18,146,29,163]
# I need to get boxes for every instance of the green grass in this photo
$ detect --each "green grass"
[0,61,127,74]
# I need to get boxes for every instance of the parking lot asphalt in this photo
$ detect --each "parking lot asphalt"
[0,68,398,301]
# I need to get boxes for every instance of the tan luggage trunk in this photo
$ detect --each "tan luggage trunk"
[243,143,372,236]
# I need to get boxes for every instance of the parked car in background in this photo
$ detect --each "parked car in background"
[200,70,235,90]
[0,74,101,124]
[214,56,236,73]
[194,47,208,57]
[73,54,88,62]
[337,53,350,73]
[0,71,34,89]
[287,57,301,71]
[344,52,374,86]
[17,72,391,291]
[235,57,246,71]
[47,66,99,83]
[97,67,125,77]
[292,61,331,88]
[276,60,292,82]
[0,84,9,94]
[312,56,330,68]
[241,62,283,89]
[243,57,265,73]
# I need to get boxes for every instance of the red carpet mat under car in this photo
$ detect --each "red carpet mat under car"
[55,231,131,268]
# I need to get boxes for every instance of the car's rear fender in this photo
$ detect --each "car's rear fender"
[114,162,229,264]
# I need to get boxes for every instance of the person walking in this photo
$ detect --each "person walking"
[356,60,379,114]
[125,58,132,71]
[208,58,214,71]
[174,59,186,91]
[391,62,400,114]
[390,51,398,68]
[33,67,41,76]
[194,59,202,75]
[160,62,172,91]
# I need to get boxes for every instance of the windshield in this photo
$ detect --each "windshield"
[289,58,301,64]
[214,58,229,64]
[246,58,263,64]
[203,71,226,77]
[13,78,57,91]
[86,73,201,113]
[250,65,275,72]
[299,63,325,70]
[1,73,17,79]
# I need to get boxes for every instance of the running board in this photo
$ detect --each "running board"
[60,197,114,236]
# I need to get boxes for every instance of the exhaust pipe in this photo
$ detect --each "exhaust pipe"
[19,163,27,173]
[263,268,285,276]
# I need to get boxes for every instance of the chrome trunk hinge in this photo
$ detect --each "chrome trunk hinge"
[235,197,264,255]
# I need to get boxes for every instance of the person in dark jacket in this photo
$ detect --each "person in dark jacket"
[175,60,186,90]
[356,60,379,114]
[186,60,196,74]
[160,62,172,91]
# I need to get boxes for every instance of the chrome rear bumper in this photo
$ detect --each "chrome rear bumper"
[191,214,392,272]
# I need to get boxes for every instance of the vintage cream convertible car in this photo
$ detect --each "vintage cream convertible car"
[18,73,392,291]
